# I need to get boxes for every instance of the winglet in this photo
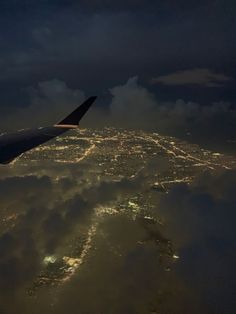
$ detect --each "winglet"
[55,96,97,128]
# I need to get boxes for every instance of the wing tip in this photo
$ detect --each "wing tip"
[57,96,97,126]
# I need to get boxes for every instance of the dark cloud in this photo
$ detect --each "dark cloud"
[106,77,236,153]
[44,171,236,314]
[52,216,200,314]
[157,170,236,313]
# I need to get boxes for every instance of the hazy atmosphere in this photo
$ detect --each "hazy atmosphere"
[0,1,236,313]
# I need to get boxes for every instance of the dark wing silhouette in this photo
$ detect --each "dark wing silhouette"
[57,96,96,126]
[0,96,97,164]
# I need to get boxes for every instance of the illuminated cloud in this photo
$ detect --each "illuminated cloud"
[151,68,232,87]
[0,158,150,310]
[1,76,235,153]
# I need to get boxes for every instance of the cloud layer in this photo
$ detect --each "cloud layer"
[0,76,235,153]
[151,68,232,87]
[0,159,152,313]
[0,139,235,313]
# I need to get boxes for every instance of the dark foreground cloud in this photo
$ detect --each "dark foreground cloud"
[51,216,200,314]
[158,170,236,313]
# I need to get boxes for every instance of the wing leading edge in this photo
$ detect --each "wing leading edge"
[0,96,97,164]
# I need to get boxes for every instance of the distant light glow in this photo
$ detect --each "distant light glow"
[63,256,80,267]
[43,255,57,265]
[128,201,139,210]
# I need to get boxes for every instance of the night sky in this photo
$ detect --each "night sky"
[0,0,235,153]
[1,1,235,99]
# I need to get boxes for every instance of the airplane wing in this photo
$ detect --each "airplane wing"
[0,96,97,164]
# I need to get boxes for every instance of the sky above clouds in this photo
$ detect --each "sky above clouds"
[0,1,235,101]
